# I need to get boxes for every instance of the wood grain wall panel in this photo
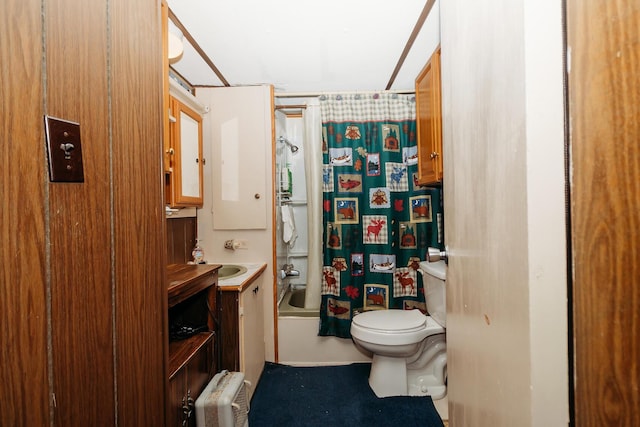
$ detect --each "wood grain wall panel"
[568,1,640,425]
[2,0,166,424]
[45,0,115,424]
[166,217,197,264]
[110,0,167,424]
[0,1,49,425]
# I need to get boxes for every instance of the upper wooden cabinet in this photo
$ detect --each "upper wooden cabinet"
[166,80,207,207]
[416,46,443,186]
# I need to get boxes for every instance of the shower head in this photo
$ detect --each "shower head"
[279,136,299,153]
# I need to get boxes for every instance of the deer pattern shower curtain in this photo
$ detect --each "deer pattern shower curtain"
[319,93,444,338]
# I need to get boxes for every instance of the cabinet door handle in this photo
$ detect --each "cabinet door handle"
[430,151,439,159]
[181,397,190,426]
[182,390,195,424]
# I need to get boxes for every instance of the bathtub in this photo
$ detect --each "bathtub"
[278,287,319,317]
[277,286,371,365]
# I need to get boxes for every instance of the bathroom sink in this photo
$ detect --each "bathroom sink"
[218,264,248,280]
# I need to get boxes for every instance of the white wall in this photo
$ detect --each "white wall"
[440,0,568,425]
[395,0,442,87]
[196,86,276,363]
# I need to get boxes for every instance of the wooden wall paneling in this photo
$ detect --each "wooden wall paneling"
[2,0,167,424]
[568,1,640,425]
[166,217,197,264]
[166,218,177,263]
[45,0,115,425]
[162,0,171,176]
[110,0,167,425]
[0,0,49,425]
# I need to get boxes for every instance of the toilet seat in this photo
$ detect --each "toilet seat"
[351,309,444,346]
[352,309,426,332]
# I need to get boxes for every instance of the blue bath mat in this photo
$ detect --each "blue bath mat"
[248,362,445,427]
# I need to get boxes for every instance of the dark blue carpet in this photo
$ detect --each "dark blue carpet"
[249,362,445,427]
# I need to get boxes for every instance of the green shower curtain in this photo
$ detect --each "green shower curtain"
[319,93,443,338]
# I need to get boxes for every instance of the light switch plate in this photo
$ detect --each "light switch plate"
[44,116,84,182]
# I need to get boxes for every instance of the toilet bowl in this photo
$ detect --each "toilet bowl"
[350,260,447,399]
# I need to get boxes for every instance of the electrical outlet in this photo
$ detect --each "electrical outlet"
[44,116,84,182]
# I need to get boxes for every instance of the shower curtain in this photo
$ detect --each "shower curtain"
[318,93,443,338]
[303,99,323,309]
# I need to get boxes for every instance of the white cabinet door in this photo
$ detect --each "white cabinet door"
[239,277,265,401]
[207,86,271,229]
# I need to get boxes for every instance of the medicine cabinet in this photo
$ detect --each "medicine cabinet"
[166,78,207,207]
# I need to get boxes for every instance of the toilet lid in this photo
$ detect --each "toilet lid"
[352,309,427,332]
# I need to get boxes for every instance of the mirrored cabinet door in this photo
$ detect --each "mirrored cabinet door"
[170,96,203,207]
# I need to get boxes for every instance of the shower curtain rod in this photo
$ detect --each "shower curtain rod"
[274,89,415,98]
[274,104,307,110]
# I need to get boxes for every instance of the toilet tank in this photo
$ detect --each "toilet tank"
[419,260,447,327]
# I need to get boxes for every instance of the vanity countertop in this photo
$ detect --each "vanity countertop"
[167,263,221,307]
[216,262,267,292]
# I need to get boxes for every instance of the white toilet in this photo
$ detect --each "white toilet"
[350,260,447,399]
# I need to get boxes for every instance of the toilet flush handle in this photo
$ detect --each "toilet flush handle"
[427,247,448,264]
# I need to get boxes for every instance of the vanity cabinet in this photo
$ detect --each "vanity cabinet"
[166,79,207,208]
[416,46,443,185]
[168,338,211,427]
[167,264,220,427]
[217,270,266,401]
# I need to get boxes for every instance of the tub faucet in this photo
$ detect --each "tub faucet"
[281,263,300,279]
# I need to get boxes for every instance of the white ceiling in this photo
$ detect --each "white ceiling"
[167,0,441,94]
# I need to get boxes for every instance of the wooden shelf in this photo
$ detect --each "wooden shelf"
[167,263,220,307]
[166,262,219,426]
[168,332,214,379]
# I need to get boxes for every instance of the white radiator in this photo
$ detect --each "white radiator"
[195,370,250,427]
